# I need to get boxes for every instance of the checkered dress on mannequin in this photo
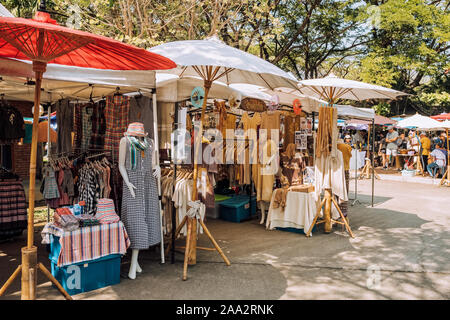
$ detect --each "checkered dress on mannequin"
[121,137,161,249]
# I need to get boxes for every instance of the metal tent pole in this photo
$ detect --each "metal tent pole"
[152,91,165,264]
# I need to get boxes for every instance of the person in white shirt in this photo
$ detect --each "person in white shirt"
[427,144,446,177]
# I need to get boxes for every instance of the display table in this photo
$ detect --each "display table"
[267,190,317,233]
[42,221,130,267]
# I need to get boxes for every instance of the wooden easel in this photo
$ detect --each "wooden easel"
[359,158,381,180]
[305,189,355,238]
[165,67,232,280]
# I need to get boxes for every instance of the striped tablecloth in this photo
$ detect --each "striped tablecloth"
[42,221,130,267]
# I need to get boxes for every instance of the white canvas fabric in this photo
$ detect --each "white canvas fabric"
[396,113,444,130]
[148,36,299,90]
[298,74,408,101]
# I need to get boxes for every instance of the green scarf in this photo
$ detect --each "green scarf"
[127,136,149,170]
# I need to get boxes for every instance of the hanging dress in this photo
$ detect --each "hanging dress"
[121,137,161,249]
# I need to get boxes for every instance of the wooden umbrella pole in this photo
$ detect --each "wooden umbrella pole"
[27,61,46,248]
[188,77,212,267]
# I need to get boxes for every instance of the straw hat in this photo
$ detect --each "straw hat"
[124,122,147,137]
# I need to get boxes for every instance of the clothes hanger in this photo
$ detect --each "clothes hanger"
[113,87,122,96]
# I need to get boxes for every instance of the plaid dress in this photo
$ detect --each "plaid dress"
[121,137,161,249]
[89,100,106,150]
[81,105,93,151]
[104,96,130,162]
[73,103,83,150]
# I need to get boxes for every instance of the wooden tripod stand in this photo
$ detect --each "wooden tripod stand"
[0,246,72,300]
[359,158,381,180]
[165,212,231,281]
[305,189,355,238]
[439,165,450,186]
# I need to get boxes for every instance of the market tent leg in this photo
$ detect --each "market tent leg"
[152,91,165,264]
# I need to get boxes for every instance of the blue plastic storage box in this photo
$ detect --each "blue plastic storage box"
[219,195,256,223]
[49,235,121,296]
[275,226,316,235]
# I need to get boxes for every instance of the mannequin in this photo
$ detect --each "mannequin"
[119,122,161,280]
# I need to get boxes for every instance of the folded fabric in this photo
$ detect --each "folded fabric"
[77,214,100,227]
[54,207,79,231]
[95,198,120,224]
[272,188,288,210]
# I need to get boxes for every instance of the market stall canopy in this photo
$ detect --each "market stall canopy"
[431,113,450,121]
[298,74,409,102]
[426,119,450,130]
[345,114,394,125]
[334,105,375,121]
[156,74,240,103]
[396,113,444,130]
[148,36,299,90]
[0,58,158,102]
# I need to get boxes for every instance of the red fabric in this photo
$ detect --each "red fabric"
[431,113,450,121]
[0,14,176,70]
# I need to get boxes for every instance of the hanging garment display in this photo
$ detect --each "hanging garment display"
[129,96,154,139]
[0,169,27,240]
[80,104,94,151]
[257,111,280,202]
[248,112,262,186]
[281,143,305,186]
[73,103,83,150]
[238,113,251,185]
[89,100,107,150]
[55,99,73,154]
[0,103,25,143]
[104,95,130,162]
[283,114,296,150]
[121,137,161,249]
[78,158,112,215]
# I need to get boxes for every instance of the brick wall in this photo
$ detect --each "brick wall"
[10,100,33,180]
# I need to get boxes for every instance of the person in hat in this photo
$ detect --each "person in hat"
[419,132,431,170]
[118,122,161,280]
[344,134,352,145]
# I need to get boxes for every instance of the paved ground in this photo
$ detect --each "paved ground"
[1,179,449,300]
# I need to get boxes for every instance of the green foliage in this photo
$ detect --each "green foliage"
[3,0,448,114]
[373,102,392,116]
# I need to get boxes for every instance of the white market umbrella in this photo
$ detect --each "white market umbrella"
[149,36,299,90]
[396,113,444,130]
[148,36,298,198]
[298,74,408,103]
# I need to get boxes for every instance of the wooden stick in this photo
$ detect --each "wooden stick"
[331,197,355,238]
[182,217,193,281]
[0,265,21,297]
[198,218,231,266]
[178,246,216,251]
[165,215,187,256]
[439,167,448,186]
[38,263,72,300]
[305,198,326,237]
[324,189,332,233]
